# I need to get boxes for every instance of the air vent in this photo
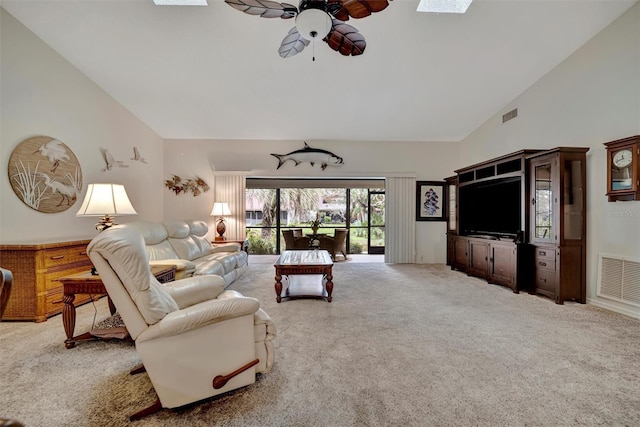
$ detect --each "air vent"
[597,254,640,306]
[502,108,518,123]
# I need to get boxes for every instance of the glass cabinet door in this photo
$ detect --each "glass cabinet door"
[563,159,583,240]
[533,162,553,241]
[447,182,457,232]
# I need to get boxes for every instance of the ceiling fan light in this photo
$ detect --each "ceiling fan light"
[296,9,332,40]
[417,0,473,14]
[153,0,207,5]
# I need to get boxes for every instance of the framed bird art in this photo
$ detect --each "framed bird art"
[7,136,83,213]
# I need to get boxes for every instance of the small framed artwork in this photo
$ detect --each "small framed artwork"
[416,181,446,221]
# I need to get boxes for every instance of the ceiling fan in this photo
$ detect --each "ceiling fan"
[225,0,393,59]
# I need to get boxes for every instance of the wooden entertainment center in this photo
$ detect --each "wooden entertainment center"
[445,147,588,304]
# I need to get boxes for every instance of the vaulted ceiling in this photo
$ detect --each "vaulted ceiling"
[2,0,636,142]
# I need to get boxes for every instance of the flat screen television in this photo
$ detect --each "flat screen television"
[458,176,522,239]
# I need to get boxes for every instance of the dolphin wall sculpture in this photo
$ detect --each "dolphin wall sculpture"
[271,142,344,171]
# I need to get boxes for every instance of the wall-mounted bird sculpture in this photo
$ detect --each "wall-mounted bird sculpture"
[102,149,129,172]
[131,146,147,164]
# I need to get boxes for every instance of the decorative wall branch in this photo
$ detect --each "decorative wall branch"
[164,174,210,196]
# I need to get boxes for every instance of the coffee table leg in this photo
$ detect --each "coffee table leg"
[63,293,77,349]
[325,272,333,303]
[274,273,283,303]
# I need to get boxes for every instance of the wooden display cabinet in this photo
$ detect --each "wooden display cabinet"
[446,149,537,293]
[445,146,587,298]
[528,147,588,304]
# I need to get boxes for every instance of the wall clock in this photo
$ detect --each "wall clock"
[7,136,83,213]
[604,135,639,202]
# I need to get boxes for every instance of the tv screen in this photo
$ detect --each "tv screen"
[459,177,522,238]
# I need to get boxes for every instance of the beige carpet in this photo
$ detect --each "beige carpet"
[2,262,640,426]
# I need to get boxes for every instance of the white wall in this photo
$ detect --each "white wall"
[0,9,164,244]
[460,4,640,316]
[164,139,460,263]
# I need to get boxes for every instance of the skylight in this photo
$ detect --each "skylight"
[153,0,208,5]
[417,0,473,13]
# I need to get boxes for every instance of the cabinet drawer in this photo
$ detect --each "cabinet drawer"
[535,268,557,293]
[534,248,556,261]
[43,246,89,268]
[535,257,556,271]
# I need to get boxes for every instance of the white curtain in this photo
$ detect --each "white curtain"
[384,176,416,263]
[214,174,246,239]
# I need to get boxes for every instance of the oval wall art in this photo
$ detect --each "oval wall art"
[7,136,83,213]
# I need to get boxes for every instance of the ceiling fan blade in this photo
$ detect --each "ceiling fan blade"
[325,19,366,56]
[327,0,391,21]
[278,27,310,58]
[225,0,297,19]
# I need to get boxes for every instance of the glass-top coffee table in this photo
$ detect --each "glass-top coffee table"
[273,250,334,303]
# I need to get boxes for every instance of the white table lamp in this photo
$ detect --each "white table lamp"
[76,183,138,232]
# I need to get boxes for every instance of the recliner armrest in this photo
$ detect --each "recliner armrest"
[163,275,225,309]
[137,296,260,342]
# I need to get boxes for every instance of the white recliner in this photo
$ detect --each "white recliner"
[87,224,276,420]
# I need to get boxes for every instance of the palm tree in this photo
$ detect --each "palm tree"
[246,188,319,240]
[350,188,368,226]
[280,188,319,224]
[246,189,276,239]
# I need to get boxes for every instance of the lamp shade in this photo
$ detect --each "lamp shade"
[210,202,231,217]
[296,8,332,40]
[76,183,138,217]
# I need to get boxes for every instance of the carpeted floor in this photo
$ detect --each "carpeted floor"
[2,261,640,426]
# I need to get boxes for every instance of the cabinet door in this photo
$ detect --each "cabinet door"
[446,235,454,266]
[562,159,584,241]
[452,237,468,271]
[468,240,489,278]
[489,243,516,289]
[531,158,556,243]
[445,178,457,233]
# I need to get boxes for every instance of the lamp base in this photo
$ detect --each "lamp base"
[214,236,226,242]
[216,218,226,241]
[95,215,117,232]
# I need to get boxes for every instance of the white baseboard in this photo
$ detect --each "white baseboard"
[587,297,640,320]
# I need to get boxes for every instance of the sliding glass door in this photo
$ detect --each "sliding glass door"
[245,180,384,255]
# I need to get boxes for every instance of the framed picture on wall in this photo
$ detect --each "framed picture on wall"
[416,181,446,221]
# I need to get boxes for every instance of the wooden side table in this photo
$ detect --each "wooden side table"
[59,264,176,348]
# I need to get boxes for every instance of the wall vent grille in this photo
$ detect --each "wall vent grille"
[502,108,518,123]
[597,254,640,306]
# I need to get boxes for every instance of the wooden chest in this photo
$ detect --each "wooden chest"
[0,240,93,322]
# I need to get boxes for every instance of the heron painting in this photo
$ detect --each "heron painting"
[8,136,83,213]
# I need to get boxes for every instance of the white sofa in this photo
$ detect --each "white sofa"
[127,220,248,286]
